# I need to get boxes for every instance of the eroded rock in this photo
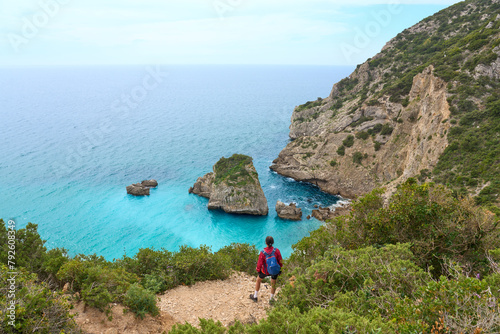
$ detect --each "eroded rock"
[190,154,268,215]
[275,201,302,220]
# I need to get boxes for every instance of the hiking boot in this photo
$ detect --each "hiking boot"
[249,294,258,302]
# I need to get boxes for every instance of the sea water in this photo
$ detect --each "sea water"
[0,65,353,259]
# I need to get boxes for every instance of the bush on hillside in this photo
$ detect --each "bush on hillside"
[124,283,159,319]
[278,243,430,313]
[57,259,139,312]
[0,265,80,334]
[215,243,259,276]
[331,179,500,277]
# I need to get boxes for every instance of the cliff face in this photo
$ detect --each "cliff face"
[272,0,500,205]
[190,154,268,215]
[271,66,450,198]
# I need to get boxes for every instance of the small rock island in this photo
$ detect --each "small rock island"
[275,201,302,220]
[189,154,268,215]
[126,179,158,196]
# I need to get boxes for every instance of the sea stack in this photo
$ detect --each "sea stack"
[190,154,268,215]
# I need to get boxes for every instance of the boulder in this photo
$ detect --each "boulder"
[190,154,268,215]
[126,183,150,196]
[275,201,302,220]
[311,203,351,221]
[141,179,158,188]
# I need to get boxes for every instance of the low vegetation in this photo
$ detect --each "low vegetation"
[169,180,500,333]
[213,154,256,186]
[2,179,499,333]
[0,220,258,331]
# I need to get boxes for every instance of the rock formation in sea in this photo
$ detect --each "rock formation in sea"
[189,173,214,198]
[141,179,158,188]
[275,201,302,220]
[190,154,268,215]
[126,179,158,196]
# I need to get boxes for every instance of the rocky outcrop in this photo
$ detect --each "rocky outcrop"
[270,1,500,203]
[126,179,158,196]
[311,203,351,221]
[275,201,302,220]
[141,179,158,188]
[271,65,450,199]
[190,154,268,215]
[189,173,214,198]
[126,183,150,196]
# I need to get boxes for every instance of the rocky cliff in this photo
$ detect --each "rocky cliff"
[272,0,500,207]
[271,65,451,198]
[190,154,268,215]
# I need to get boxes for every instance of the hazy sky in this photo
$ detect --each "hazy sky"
[1,0,461,66]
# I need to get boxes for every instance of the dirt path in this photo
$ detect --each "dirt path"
[158,272,277,327]
[71,301,176,334]
[72,272,277,333]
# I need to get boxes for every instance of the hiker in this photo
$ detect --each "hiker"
[249,236,283,302]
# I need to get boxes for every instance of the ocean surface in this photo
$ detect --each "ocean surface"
[0,65,353,259]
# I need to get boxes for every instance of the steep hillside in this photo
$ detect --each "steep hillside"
[271,0,500,212]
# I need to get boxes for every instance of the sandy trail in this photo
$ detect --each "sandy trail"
[72,272,276,333]
[158,272,277,327]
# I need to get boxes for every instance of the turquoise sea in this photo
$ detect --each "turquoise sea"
[0,65,353,259]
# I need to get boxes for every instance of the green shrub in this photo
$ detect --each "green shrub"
[169,245,229,287]
[337,145,345,156]
[124,283,159,319]
[142,273,167,294]
[351,116,374,128]
[250,306,395,334]
[57,259,139,310]
[374,141,382,151]
[170,318,245,334]
[118,247,172,277]
[0,265,80,334]
[343,135,355,147]
[352,152,364,164]
[215,243,258,276]
[394,275,500,333]
[214,154,255,186]
[330,160,337,167]
[279,243,430,313]
[380,124,393,136]
[332,180,500,277]
[367,123,383,135]
[355,131,369,140]
[296,98,324,112]
[81,283,113,312]
[0,223,46,275]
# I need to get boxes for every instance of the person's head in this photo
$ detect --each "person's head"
[265,236,274,247]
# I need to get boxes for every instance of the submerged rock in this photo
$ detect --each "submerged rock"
[190,154,268,216]
[275,201,302,220]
